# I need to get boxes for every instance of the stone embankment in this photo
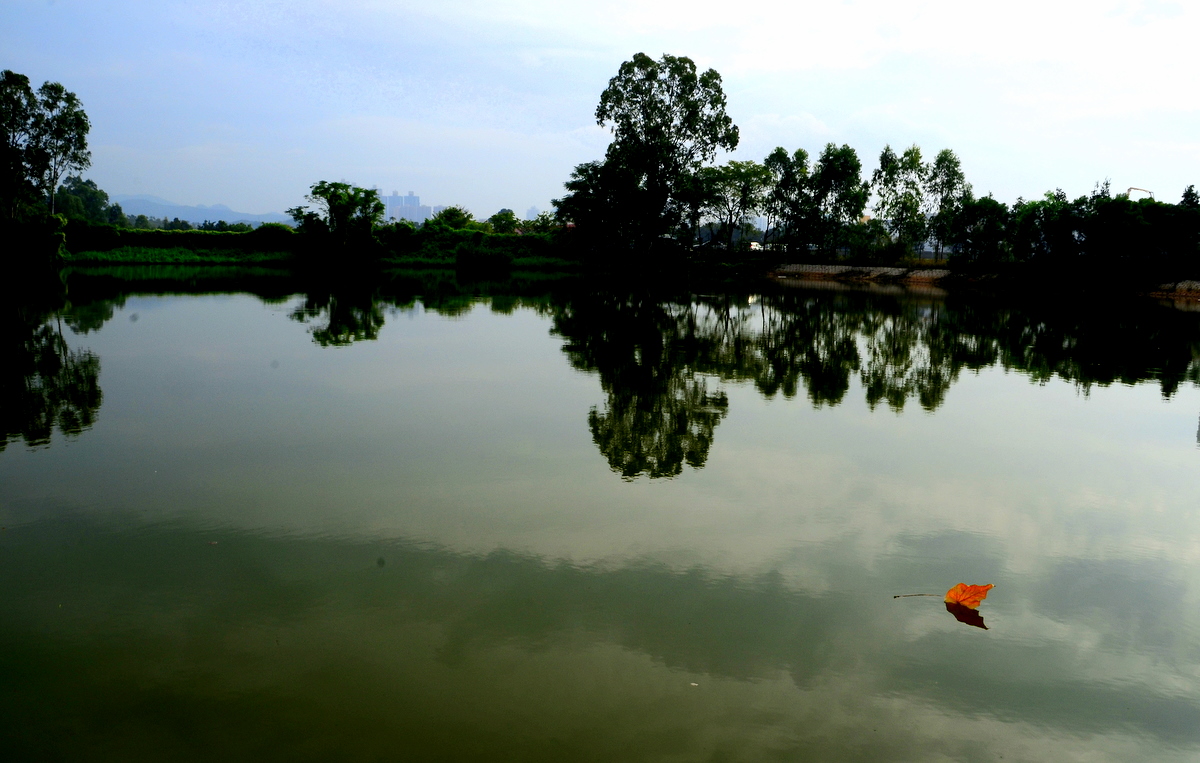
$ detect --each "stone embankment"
[1154,279,1200,298]
[771,264,952,283]
[1150,280,1200,309]
[773,264,1200,305]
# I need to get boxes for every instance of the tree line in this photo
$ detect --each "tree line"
[283,180,564,269]
[6,60,1200,280]
[550,53,1200,279]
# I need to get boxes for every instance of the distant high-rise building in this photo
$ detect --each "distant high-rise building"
[381,190,430,223]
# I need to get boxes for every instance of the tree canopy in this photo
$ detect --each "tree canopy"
[287,181,384,250]
[556,52,739,256]
[1,70,91,222]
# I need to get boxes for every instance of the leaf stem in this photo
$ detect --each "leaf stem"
[892,593,940,598]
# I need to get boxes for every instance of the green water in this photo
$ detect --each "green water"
[3,275,1200,761]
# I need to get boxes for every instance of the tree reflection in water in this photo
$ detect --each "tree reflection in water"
[11,273,1200,475]
[1,290,103,451]
[554,296,730,479]
[290,289,388,347]
[283,283,1200,479]
[549,289,1200,478]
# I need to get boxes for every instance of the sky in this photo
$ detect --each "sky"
[3,0,1198,218]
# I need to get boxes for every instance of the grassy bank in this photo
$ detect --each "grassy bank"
[383,253,580,271]
[63,246,295,264]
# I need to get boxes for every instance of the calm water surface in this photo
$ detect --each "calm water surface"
[4,274,1200,761]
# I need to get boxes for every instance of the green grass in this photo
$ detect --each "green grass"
[64,246,294,264]
[382,254,579,271]
[61,264,294,282]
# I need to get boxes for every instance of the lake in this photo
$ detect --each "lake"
[4,269,1200,762]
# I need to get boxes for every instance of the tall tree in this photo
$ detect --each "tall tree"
[763,147,814,252]
[0,70,40,222]
[31,82,90,214]
[811,143,869,256]
[287,181,384,246]
[924,149,970,261]
[871,144,927,252]
[558,53,739,254]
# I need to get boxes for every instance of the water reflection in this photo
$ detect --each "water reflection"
[547,289,1200,477]
[945,601,988,629]
[4,271,1200,759]
[0,285,102,451]
[290,289,388,346]
[3,512,1198,760]
[9,273,1200,483]
[552,296,729,478]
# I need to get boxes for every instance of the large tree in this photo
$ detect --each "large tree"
[871,144,927,252]
[557,53,739,254]
[762,146,813,251]
[924,148,970,260]
[54,174,110,222]
[700,160,772,249]
[1,71,91,220]
[1,71,40,221]
[32,82,91,214]
[811,143,868,256]
[287,181,384,248]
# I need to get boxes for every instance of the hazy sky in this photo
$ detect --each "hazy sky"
[4,0,1197,217]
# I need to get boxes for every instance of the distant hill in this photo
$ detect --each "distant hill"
[111,195,292,226]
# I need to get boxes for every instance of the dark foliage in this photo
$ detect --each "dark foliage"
[0,273,101,451]
[63,219,297,253]
[554,53,739,261]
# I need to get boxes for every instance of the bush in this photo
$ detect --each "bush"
[454,238,513,274]
[63,220,296,254]
[62,246,293,263]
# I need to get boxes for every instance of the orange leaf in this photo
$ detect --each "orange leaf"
[944,583,994,609]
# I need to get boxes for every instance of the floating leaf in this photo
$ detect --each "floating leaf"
[944,583,993,609]
[945,602,988,629]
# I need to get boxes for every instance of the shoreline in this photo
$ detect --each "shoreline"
[769,263,1200,305]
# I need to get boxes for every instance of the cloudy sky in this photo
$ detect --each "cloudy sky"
[4,0,1197,217]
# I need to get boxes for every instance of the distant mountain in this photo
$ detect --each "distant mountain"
[111,195,292,225]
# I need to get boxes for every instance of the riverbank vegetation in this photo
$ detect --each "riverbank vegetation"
[4,61,1200,287]
[61,246,293,264]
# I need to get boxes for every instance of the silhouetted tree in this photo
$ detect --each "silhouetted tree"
[811,144,869,257]
[924,149,970,261]
[555,53,739,257]
[948,194,1009,264]
[871,144,926,253]
[700,160,772,250]
[1,288,102,450]
[31,81,91,213]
